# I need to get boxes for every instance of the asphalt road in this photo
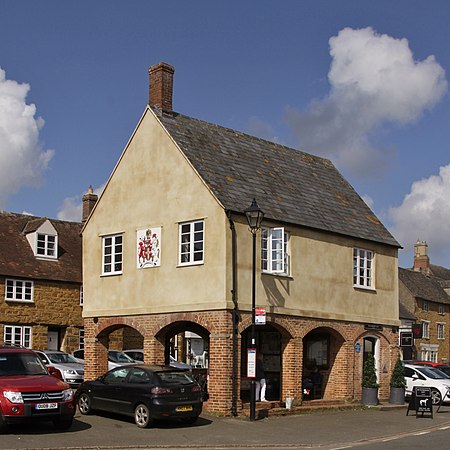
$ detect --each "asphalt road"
[2,407,450,449]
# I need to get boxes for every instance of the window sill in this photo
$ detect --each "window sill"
[353,285,376,293]
[5,299,34,304]
[101,272,123,277]
[177,262,204,268]
[261,272,293,280]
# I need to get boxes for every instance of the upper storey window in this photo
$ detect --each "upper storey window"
[36,233,57,258]
[102,234,123,275]
[353,248,374,289]
[261,227,290,275]
[179,220,204,266]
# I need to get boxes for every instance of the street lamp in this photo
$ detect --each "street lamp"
[244,198,264,421]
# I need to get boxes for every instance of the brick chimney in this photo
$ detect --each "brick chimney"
[148,62,175,114]
[413,240,430,274]
[82,185,98,223]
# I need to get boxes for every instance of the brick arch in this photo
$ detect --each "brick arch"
[355,330,392,346]
[147,312,214,338]
[301,321,349,341]
[94,317,146,339]
[238,315,295,338]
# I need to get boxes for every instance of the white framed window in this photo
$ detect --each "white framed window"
[422,300,429,312]
[79,329,85,350]
[79,286,83,306]
[36,233,57,259]
[437,323,445,340]
[261,227,289,275]
[5,279,34,302]
[353,248,373,289]
[179,220,204,265]
[4,325,32,348]
[422,320,430,339]
[439,304,445,315]
[102,234,123,275]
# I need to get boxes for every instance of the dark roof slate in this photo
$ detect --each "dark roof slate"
[399,302,416,321]
[0,212,82,283]
[156,110,400,247]
[399,267,450,305]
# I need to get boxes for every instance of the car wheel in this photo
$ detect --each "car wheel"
[431,388,442,405]
[182,416,198,425]
[134,403,152,428]
[53,417,73,430]
[78,392,93,415]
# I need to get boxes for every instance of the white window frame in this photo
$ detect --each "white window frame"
[437,323,445,340]
[79,286,83,306]
[36,232,57,259]
[439,303,445,315]
[422,320,430,339]
[4,325,32,348]
[179,220,204,266]
[5,279,34,302]
[102,234,123,275]
[353,248,374,289]
[261,227,290,275]
[422,300,429,312]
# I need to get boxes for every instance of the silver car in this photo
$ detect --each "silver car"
[35,350,84,387]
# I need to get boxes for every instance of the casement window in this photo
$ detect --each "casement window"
[5,279,34,302]
[422,320,430,339]
[437,323,445,340]
[79,286,83,306]
[36,233,57,258]
[4,325,32,348]
[79,329,85,350]
[179,220,204,265]
[353,248,373,289]
[439,304,445,315]
[261,227,290,275]
[422,300,429,312]
[102,234,123,275]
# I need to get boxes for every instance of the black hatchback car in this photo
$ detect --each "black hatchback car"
[75,365,203,428]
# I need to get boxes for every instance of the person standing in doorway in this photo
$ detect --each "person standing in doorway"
[256,353,267,402]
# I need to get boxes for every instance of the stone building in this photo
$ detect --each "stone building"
[0,211,84,353]
[399,241,450,362]
[81,62,401,415]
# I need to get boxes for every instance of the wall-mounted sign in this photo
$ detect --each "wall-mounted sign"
[364,324,383,331]
[400,331,413,347]
[137,227,161,268]
[247,348,256,378]
[355,342,361,353]
[255,307,266,325]
[412,323,422,339]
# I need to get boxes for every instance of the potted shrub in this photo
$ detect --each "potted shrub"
[389,358,406,404]
[361,353,379,405]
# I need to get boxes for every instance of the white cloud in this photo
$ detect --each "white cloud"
[57,184,104,222]
[0,67,54,208]
[388,164,450,265]
[285,27,447,176]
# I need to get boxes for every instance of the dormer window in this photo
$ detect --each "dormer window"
[37,233,57,258]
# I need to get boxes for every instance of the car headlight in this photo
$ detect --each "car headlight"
[62,389,74,401]
[63,369,77,375]
[4,391,24,404]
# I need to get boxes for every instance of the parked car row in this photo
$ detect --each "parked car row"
[403,362,450,405]
[0,345,204,433]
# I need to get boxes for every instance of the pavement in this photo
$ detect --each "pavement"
[4,402,450,449]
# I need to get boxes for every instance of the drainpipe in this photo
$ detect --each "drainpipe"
[227,210,239,416]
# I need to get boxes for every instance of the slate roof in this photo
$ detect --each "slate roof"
[430,264,450,289]
[156,110,400,248]
[0,212,82,283]
[399,302,416,321]
[398,267,450,305]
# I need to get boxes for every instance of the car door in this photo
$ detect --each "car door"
[91,367,131,413]
[404,366,426,395]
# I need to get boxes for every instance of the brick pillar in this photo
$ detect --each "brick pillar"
[206,332,234,415]
[144,336,165,365]
[84,335,109,381]
[328,339,354,400]
[281,337,303,403]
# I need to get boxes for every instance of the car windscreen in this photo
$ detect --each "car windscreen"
[417,366,448,379]
[108,351,135,363]
[0,353,47,376]
[47,353,80,364]
[157,370,195,384]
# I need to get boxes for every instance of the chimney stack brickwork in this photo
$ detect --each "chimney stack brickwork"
[82,185,98,223]
[413,240,430,273]
[148,62,175,114]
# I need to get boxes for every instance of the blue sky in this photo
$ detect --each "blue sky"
[1,0,450,269]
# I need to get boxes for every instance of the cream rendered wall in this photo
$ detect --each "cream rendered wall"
[82,108,230,318]
[235,219,399,326]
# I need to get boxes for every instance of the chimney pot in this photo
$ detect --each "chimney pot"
[148,62,175,114]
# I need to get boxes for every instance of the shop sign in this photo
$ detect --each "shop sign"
[255,307,266,325]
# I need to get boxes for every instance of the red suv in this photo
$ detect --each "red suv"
[0,345,76,432]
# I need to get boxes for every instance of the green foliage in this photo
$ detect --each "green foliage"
[362,353,379,388]
[390,358,406,388]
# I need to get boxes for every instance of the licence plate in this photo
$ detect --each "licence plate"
[35,402,58,410]
[176,405,193,412]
